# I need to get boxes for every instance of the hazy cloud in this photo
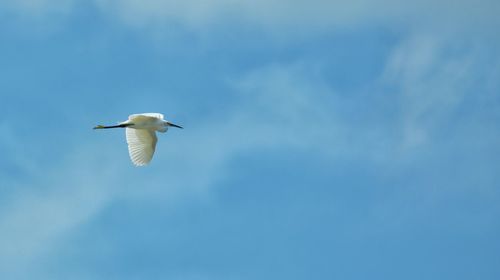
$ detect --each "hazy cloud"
[0,1,498,278]
[92,0,499,34]
[382,33,500,150]
[2,0,498,36]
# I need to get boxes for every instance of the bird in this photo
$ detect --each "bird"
[94,113,182,166]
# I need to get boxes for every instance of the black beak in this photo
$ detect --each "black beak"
[167,122,183,129]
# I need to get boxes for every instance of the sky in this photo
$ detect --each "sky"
[0,0,499,279]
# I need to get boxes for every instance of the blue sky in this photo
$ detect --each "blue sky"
[1,0,499,279]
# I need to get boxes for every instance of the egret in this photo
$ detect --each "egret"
[94,113,182,166]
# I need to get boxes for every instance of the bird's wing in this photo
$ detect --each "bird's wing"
[128,113,164,122]
[126,128,158,166]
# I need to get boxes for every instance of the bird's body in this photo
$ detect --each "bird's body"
[123,113,167,131]
[94,113,182,166]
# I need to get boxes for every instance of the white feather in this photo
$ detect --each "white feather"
[126,128,157,166]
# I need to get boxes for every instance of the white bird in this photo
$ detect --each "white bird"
[94,113,182,166]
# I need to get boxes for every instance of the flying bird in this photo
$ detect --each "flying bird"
[94,113,182,166]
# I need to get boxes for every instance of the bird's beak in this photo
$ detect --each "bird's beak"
[167,122,183,129]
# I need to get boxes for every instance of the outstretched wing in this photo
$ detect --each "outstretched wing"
[128,113,164,122]
[126,128,158,166]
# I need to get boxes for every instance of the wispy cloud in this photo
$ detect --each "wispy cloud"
[382,32,500,151]
[2,0,499,37]
[0,61,340,277]
[0,58,380,276]
[91,0,499,33]
[1,49,498,279]
[0,140,123,277]
[0,1,498,278]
